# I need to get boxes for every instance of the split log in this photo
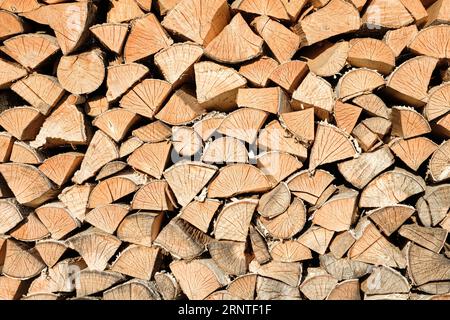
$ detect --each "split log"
[179,199,220,233]
[362,0,413,29]
[10,212,49,242]
[103,279,160,300]
[416,184,450,227]
[111,245,161,280]
[58,184,93,221]
[106,0,145,23]
[155,272,181,300]
[34,239,67,267]
[428,140,450,182]
[89,23,128,54]
[287,169,334,205]
[302,41,349,78]
[132,120,171,142]
[407,243,450,285]
[39,152,84,186]
[131,180,176,211]
[155,88,205,125]
[409,25,450,59]
[389,137,437,170]
[0,10,26,40]
[425,0,450,26]
[268,60,308,93]
[218,108,268,144]
[399,224,447,253]
[239,56,279,87]
[383,25,419,57]
[424,83,450,121]
[367,205,415,236]
[361,266,410,295]
[117,212,163,247]
[256,151,303,185]
[106,63,149,102]
[85,204,129,234]
[93,108,140,142]
[76,270,124,298]
[35,202,79,239]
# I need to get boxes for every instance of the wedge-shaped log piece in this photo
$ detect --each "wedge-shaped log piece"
[76,270,124,298]
[336,68,385,101]
[416,184,450,227]
[58,184,93,221]
[3,239,45,279]
[57,49,105,95]
[309,123,357,171]
[134,0,152,11]
[287,169,334,205]
[10,212,49,242]
[208,240,249,275]
[280,108,314,142]
[156,88,205,125]
[11,73,64,115]
[208,164,271,198]
[292,73,335,118]
[106,0,145,23]
[298,226,334,255]
[89,23,128,54]
[119,137,143,158]
[399,0,427,24]
[303,41,349,78]
[389,137,437,171]
[155,42,202,86]
[73,130,119,184]
[214,199,258,242]
[239,56,279,87]
[2,34,59,70]
[0,107,44,141]
[170,259,229,300]
[257,151,303,185]
[154,218,209,259]
[270,240,312,262]
[132,120,172,142]
[383,25,418,57]
[32,98,90,148]
[359,168,425,208]
[162,0,229,45]
[96,161,127,181]
[103,279,160,300]
[257,120,308,160]
[155,272,181,300]
[391,106,431,139]
[248,226,269,265]
[35,202,79,240]
[300,274,338,300]
[352,94,390,119]
[164,161,217,206]
[425,83,450,122]
[88,176,138,208]
[218,108,268,144]
[297,0,360,46]
[0,0,40,12]
[417,282,450,295]
[361,266,410,295]
[172,126,203,157]
[252,16,300,63]
[250,260,301,287]
[399,224,447,253]
[227,274,257,300]
[0,10,26,40]
[128,142,171,179]
[351,122,378,152]
[258,182,291,218]
[409,25,450,59]
[67,229,121,271]
[256,276,301,300]
[117,212,163,247]
[111,245,161,280]
[48,2,96,55]
[106,63,149,102]
[132,180,175,211]
[425,0,450,26]
[10,141,43,164]
[237,87,290,114]
[362,0,413,29]
[202,137,248,164]
[192,114,224,141]
[180,199,221,233]
[85,204,129,234]
[320,254,371,281]
[195,61,246,111]
[205,13,263,64]
[407,243,450,286]
[85,95,109,117]
[0,199,26,234]
[39,152,83,186]
[329,231,356,259]
[312,188,358,232]
[367,205,415,236]
[269,60,308,93]
[362,117,391,137]
[259,198,306,239]
[327,279,361,300]
[338,146,395,189]
[124,13,173,63]
[93,108,139,143]
[347,38,395,75]
[386,56,438,107]
[29,241,66,270]
[334,101,361,133]
[231,0,289,20]
[0,132,14,162]
[0,163,56,207]
[349,220,406,268]
[429,140,450,182]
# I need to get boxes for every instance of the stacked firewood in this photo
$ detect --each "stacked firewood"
[0,0,449,300]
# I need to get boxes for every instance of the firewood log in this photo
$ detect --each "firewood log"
[0,10,26,40]
[103,279,161,300]
[239,56,279,87]
[89,23,128,54]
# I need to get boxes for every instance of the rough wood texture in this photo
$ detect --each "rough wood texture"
[0,0,449,302]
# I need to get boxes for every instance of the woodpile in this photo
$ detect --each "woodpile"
[1,0,450,301]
